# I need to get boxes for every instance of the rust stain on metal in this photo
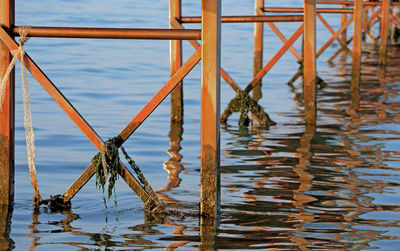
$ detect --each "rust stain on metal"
[200,144,219,217]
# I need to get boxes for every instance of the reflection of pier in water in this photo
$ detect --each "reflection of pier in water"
[216,44,400,249]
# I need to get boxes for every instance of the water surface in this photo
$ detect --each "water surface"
[1,0,399,250]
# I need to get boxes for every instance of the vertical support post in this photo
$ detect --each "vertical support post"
[379,0,391,65]
[252,0,264,101]
[303,0,316,125]
[0,0,15,206]
[362,4,368,41]
[341,4,348,42]
[351,0,363,92]
[200,0,221,218]
[170,0,183,122]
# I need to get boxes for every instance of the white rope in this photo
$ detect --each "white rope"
[0,26,41,202]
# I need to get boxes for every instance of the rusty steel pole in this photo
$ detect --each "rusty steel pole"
[351,0,363,92]
[0,0,14,206]
[379,0,391,65]
[200,0,221,219]
[303,0,317,125]
[341,4,348,42]
[170,0,183,122]
[253,0,264,101]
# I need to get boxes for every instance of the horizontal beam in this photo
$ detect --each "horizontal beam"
[180,15,304,23]
[13,26,201,40]
[317,0,400,6]
[263,7,354,13]
[317,0,354,4]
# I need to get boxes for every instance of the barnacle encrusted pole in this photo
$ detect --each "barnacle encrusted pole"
[0,0,14,206]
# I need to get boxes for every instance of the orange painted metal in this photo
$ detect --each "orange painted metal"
[200,0,221,218]
[13,26,201,40]
[0,0,14,206]
[317,0,399,6]
[180,15,303,23]
[304,0,317,125]
[245,23,304,94]
[65,49,200,203]
[363,7,382,30]
[66,48,200,202]
[170,19,241,93]
[263,7,354,13]
[267,22,302,61]
[391,13,400,26]
[317,15,354,57]
[256,8,302,61]
[0,27,104,150]
[170,0,183,122]
[119,48,201,143]
[317,13,352,55]
[253,0,264,101]
[0,27,154,206]
[351,0,364,91]
[317,0,354,4]
[341,4,348,42]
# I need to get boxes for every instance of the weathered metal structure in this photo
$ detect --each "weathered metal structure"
[0,0,398,221]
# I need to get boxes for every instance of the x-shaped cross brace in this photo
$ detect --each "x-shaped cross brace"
[0,27,201,212]
[172,17,303,127]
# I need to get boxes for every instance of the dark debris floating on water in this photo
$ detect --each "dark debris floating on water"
[37,194,71,211]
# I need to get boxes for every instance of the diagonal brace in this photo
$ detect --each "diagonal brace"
[0,27,160,209]
[64,48,201,203]
[317,13,352,56]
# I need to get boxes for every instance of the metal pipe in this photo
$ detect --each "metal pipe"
[13,26,201,40]
[0,0,15,206]
[317,0,400,6]
[263,7,354,13]
[317,0,354,4]
[180,15,304,23]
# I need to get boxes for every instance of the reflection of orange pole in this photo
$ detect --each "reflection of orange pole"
[0,0,14,206]
[379,0,391,65]
[304,0,317,125]
[253,0,264,101]
[351,0,364,92]
[200,0,221,218]
[170,0,183,122]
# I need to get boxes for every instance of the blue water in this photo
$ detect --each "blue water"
[1,0,399,250]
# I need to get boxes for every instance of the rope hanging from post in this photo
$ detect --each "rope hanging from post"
[0,26,42,204]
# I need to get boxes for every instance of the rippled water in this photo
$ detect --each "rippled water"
[1,0,399,250]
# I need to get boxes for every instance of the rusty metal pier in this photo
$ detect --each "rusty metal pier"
[0,0,398,224]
